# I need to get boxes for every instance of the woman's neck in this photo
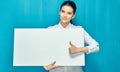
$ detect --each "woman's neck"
[60,22,69,28]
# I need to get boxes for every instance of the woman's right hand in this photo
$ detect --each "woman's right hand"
[44,61,60,70]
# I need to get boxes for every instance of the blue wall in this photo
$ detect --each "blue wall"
[0,0,120,72]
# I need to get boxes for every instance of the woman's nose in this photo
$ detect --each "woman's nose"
[63,13,67,17]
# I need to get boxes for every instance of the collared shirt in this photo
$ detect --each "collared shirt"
[48,22,99,72]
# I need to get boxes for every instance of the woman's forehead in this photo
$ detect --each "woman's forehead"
[61,5,74,12]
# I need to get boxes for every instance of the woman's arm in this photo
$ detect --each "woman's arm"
[83,29,99,54]
[69,29,99,54]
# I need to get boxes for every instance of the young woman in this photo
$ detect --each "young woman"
[43,1,99,72]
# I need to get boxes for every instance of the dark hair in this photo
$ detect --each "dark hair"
[60,1,77,14]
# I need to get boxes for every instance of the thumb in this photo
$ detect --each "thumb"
[51,61,56,65]
[69,41,73,46]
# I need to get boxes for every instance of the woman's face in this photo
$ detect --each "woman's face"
[60,5,75,24]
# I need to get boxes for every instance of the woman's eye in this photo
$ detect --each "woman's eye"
[68,12,72,15]
[61,10,65,13]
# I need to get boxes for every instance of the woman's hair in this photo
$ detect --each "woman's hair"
[60,0,77,14]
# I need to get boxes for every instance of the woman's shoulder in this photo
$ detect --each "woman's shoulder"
[72,24,83,29]
[71,25,86,32]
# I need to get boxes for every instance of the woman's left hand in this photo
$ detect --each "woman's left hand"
[69,42,79,54]
[69,41,89,54]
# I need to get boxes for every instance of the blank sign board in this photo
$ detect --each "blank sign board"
[13,28,85,66]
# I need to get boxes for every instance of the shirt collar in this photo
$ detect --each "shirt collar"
[58,22,73,29]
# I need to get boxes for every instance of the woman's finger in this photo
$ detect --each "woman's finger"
[51,61,56,65]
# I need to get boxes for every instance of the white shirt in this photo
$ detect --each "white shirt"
[48,22,99,72]
[48,22,99,54]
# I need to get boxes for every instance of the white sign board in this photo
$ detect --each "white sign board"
[13,28,85,66]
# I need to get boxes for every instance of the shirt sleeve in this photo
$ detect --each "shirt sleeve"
[84,29,99,54]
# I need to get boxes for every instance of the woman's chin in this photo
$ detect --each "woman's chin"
[61,21,69,24]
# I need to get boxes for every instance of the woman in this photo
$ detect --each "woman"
[43,0,99,72]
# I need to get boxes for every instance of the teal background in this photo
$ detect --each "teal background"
[0,0,120,72]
